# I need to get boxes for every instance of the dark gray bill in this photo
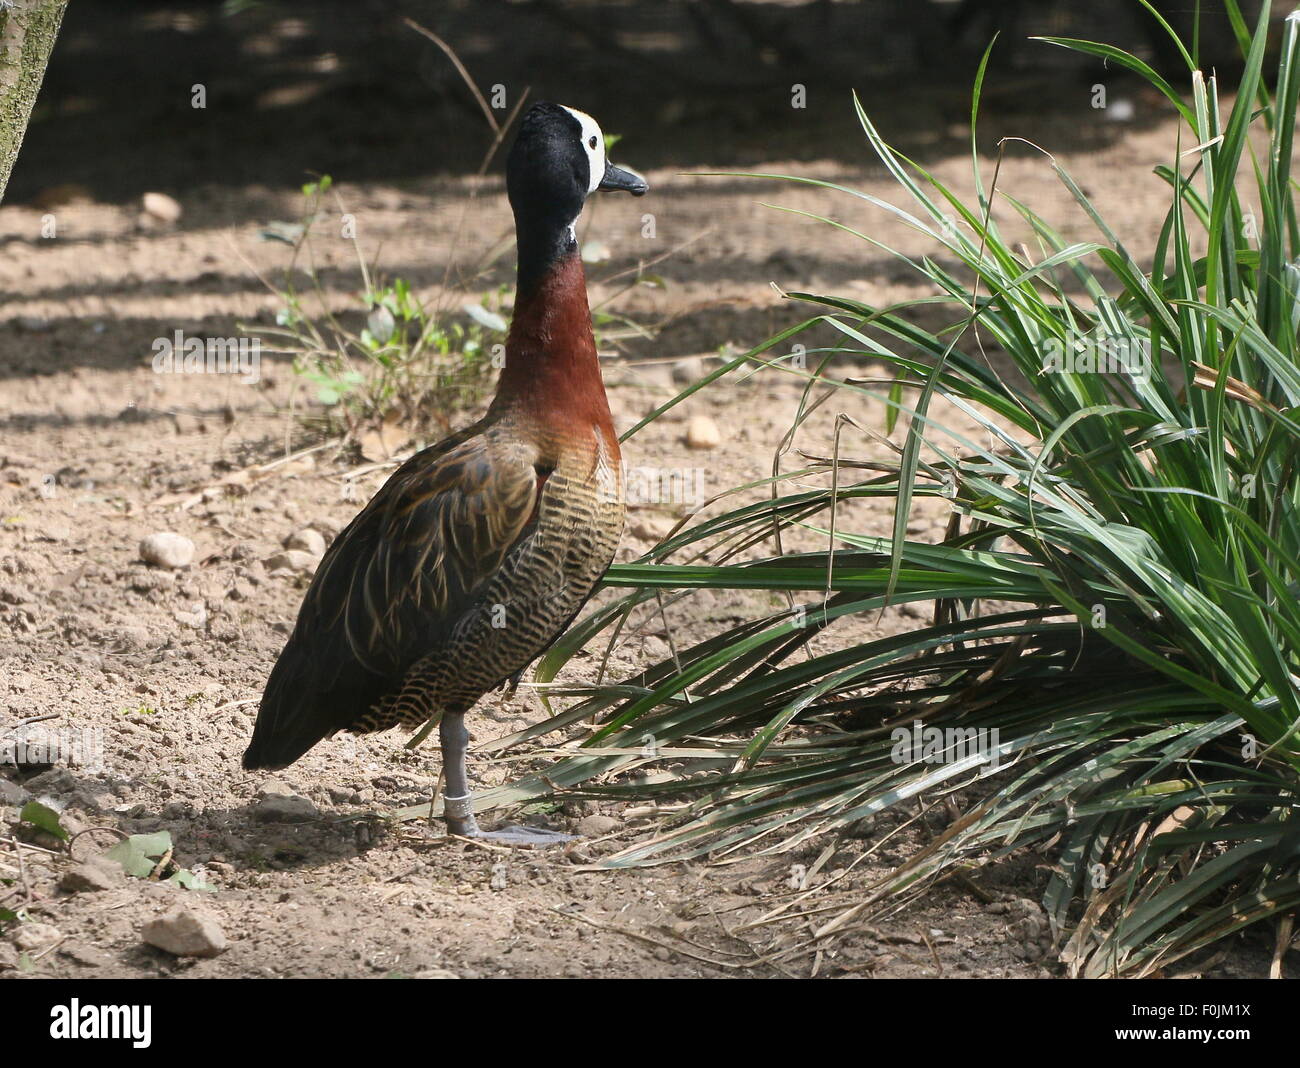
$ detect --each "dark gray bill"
[598,162,648,196]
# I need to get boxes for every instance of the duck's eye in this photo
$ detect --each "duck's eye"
[588,135,597,150]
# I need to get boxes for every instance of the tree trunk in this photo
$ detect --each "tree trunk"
[0,0,67,206]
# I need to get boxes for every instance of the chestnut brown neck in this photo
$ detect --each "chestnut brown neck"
[493,250,615,440]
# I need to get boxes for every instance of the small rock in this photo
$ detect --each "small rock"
[61,856,123,893]
[252,793,318,823]
[265,550,319,575]
[142,907,227,958]
[117,625,151,649]
[576,814,621,836]
[632,362,674,389]
[10,922,61,953]
[235,561,265,584]
[173,601,207,628]
[412,968,459,979]
[226,579,256,602]
[629,515,675,542]
[141,191,182,224]
[1104,97,1136,123]
[257,779,295,798]
[0,583,35,605]
[309,515,342,539]
[284,528,325,557]
[139,532,195,569]
[68,784,111,810]
[685,415,722,450]
[0,780,28,805]
[23,768,75,794]
[671,357,706,384]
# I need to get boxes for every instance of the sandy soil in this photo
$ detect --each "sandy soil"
[0,2,1288,979]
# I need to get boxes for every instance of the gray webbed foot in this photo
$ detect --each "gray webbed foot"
[445,812,574,848]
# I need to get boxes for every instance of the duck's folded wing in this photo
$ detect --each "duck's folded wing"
[243,433,539,769]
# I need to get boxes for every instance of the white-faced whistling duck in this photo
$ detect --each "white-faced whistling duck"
[243,103,648,845]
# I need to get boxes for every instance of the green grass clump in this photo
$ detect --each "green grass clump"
[474,1,1300,977]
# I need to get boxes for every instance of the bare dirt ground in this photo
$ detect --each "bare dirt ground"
[0,2,1288,979]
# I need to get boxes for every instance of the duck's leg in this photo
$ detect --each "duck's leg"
[438,712,482,836]
[438,711,574,847]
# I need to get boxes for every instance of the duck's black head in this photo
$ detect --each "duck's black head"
[507,102,647,294]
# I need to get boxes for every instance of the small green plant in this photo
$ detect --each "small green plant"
[254,176,507,441]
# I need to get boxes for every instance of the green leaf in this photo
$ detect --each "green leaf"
[366,304,396,345]
[258,221,305,245]
[166,869,216,892]
[105,831,174,878]
[19,801,67,841]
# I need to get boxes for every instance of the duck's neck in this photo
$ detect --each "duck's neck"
[515,212,578,300]
[495,224,613,435]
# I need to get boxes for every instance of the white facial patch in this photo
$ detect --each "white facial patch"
[561,105,607,195]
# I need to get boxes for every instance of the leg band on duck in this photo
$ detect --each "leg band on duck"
[442,793,474,821]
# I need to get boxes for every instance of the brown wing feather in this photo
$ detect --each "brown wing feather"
[243,425,539,769]
[323,432,539,667]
